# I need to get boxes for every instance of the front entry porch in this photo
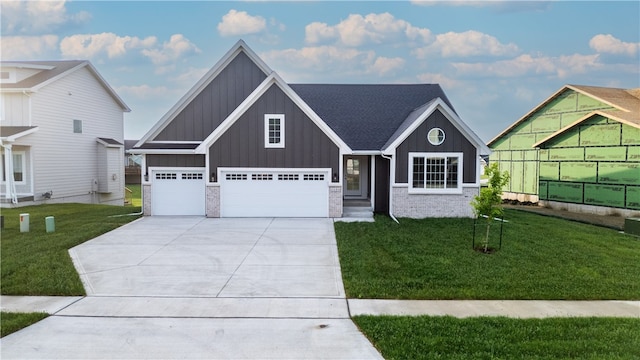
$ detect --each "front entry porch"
[340,156,374,221]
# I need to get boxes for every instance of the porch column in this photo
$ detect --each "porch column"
[1,142,17,204]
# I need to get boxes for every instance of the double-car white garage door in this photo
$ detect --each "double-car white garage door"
[220,169,329,217]
[151,168,329,217]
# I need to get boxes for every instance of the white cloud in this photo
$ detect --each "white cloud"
[169,67,210,85]
[589,34,639,56]
[370,57,405,76]
[217,9,267,37]
[305,12,431,46]
[141,34,201,65]
[1,0,90,34]
[116,84,171,100]
[417,72,460,89]
[0,35,59,60]
[452,53,601,79]
[262,46,375,71]
[414,30,519,58]
[60,32,157,59]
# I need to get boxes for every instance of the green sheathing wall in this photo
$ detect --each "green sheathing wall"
[489,89,613,196]
[538,116,640,210]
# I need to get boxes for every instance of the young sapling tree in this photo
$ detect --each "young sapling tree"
[471,163,509,252]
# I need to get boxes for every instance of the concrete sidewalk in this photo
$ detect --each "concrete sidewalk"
[1,216,638,359]
[0,217,383,360]
[3,296,639,319]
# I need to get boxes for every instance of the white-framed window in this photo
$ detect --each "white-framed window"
[409,152,462,194]
[264,114,285,148]
[427,128,445,146]
[73,119,83,134]
[1,151,26,184]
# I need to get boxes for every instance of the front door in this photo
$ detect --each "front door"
[344,156,368,198]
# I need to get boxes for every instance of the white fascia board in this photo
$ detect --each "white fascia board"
[436,100,491,155]
[274,72,352,153]
[0,63,55,70]
[3,127,39,142]
[128,149,196,155]
[382,98,490,156]
[351,150,382,155]
[195,74,276,154]
[136,40,272,147]
[381,100,439,155]
[195,72,352,155]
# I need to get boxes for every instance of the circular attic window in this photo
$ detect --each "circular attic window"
[427,128,445,145]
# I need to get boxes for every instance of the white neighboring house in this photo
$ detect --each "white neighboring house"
[0,61,130,207]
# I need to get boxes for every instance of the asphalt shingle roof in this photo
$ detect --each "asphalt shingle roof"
[290,84,455,150]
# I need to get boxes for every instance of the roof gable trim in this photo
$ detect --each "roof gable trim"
[136,40,272,146]
[382,98,490,155]
[195,72,351,154]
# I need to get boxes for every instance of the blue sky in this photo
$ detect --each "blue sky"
[2,1,639,142]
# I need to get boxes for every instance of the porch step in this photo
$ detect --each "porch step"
[340,206,374,222]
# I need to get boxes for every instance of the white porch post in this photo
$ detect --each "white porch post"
[1,141,18,204]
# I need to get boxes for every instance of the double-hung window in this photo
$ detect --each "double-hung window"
[409,152,462,194]
[1,151,25,183]
[264,114,285,148]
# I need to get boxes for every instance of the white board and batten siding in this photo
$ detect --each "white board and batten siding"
[18,66,125,204]
[219,168,330,217]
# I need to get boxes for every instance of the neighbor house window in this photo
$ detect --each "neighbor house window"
[409,152,462,194]
[264,114,284,148]
[1,151,25,183]
[73,119,83,134]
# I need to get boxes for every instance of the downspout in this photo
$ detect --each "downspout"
[381,153,399,224]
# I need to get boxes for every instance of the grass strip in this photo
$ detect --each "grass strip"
[1,312,49,338]
[1,203,141,295]
[353,315,640,360]
[335,210,640,300]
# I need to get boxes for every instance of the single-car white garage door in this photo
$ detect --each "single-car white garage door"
[220,168,330,217]
[151,168,206,215]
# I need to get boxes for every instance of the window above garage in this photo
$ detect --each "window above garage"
[265,114,285,148]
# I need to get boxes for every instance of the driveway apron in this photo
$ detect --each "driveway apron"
[1,217,383,359]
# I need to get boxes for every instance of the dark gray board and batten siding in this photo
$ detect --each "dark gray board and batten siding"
[209,84,341,181]
[153,52,268,142]
[395,109,477,184]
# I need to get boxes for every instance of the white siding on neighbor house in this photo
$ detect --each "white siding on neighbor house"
[1,93,30,125]
[13,66,125,204]
[97,145,123,194]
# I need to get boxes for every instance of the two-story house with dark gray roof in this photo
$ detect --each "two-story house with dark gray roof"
[132,40,490,219]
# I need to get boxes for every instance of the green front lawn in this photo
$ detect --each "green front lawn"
[335,210,640,300]
[1,312,48,338]
[1,203,141,295]
[353,315,640,359]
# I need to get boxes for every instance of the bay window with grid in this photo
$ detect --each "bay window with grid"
[409,152,462,194]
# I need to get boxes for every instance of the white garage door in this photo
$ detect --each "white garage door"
[151,168,205,216]
[220,168,330,217]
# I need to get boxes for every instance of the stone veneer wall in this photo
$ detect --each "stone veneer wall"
[329,185,343,218]
[392,186,478,218]
[206,185,220,218]
[142,184,152,215]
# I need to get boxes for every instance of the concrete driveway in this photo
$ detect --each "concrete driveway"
[1,217,383,359]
